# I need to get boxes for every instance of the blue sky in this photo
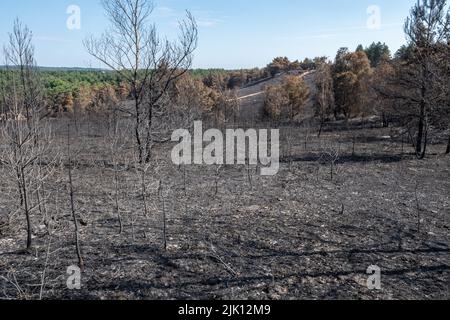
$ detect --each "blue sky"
[0,0,416,69]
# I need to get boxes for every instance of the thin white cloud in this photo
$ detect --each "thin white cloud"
[325,22,403,33]
[158,7,224,28]
[154,6,178,18]
[34,36,71,43]
[287,23,403,40]
[197,18,223,28]
[295,33,345,40]
[191,10,215,17]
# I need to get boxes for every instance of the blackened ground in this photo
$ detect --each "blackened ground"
[0,119,449,300]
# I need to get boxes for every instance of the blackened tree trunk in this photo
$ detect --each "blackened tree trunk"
[20,167,32,251]
[382,112,389,128]
[416,101,426,158]
[317,118,324,138]
[415,61,429,160]
[446,135,450,154]
[67,125,84,271]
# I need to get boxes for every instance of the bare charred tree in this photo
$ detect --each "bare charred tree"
[0,20,52,251]
[66,124,84,270]
[84,0,198,164]
[158,180,167,251]
[446,135,450,154]
[319,142,340,182]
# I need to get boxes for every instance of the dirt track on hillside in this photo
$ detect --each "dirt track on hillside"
[237,71,316,122]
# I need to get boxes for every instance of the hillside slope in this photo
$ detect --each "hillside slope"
[236,71,316,122]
